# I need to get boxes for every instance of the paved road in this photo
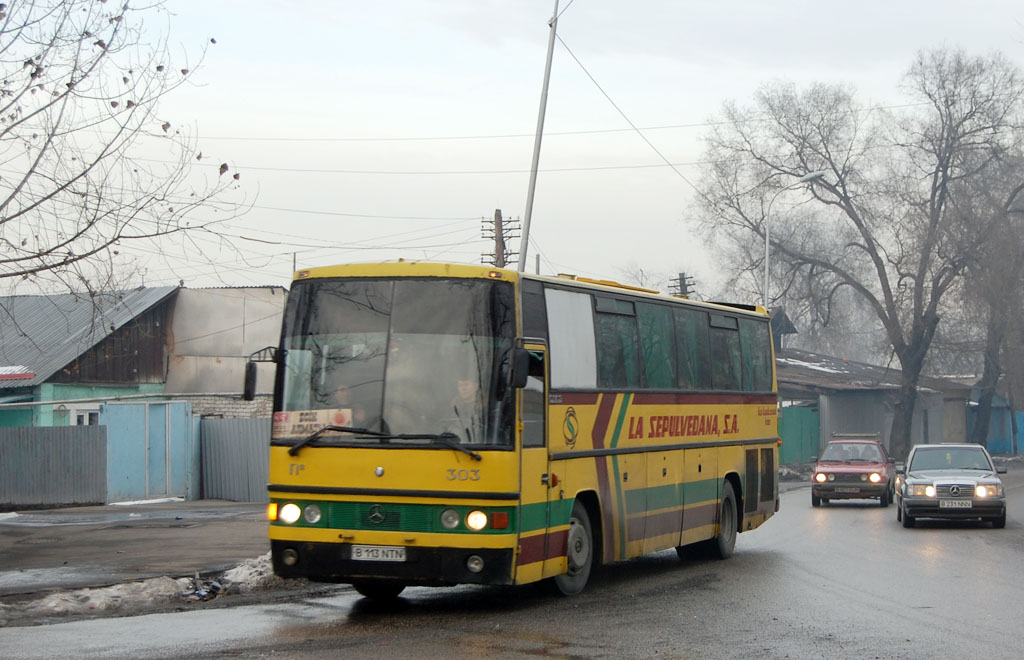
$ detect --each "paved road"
[2,469,1022,659]
[0,499,268,597]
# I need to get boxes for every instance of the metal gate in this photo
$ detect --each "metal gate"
[100,401,198,502]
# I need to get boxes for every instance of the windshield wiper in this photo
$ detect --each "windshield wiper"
[288,424,382,456]
[430,431,483,461]
[289,426,481,461]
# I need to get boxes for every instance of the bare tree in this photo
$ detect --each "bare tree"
[932,153,1024,444]
[0,0,241,295]
[695,49,1024,458]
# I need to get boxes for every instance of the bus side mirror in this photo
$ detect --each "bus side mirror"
[510,348,530,389]
[243,361,258,401]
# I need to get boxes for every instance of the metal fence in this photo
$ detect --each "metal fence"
[0,426,107,507]
[200,417,270,502]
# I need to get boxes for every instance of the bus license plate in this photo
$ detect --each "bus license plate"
[939,500,972,509]
[351,545,406,562]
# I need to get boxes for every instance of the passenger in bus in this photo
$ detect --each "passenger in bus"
[450,375,484,443]
[331,385,377,430]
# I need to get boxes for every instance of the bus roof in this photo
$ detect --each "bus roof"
[292,260,768,318]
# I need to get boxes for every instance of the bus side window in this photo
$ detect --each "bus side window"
[521,350,546,448]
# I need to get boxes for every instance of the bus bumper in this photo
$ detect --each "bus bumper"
[271,540,515,586]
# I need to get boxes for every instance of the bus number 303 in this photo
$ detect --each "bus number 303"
[447,469,480,481]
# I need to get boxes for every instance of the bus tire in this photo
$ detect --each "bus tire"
[675,481,738,561]
[549,499,594,596]
[708,481,738,559]
[352,580,406,600]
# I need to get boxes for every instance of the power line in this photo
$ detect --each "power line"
[177,102,934,144]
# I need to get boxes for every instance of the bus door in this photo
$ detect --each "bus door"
[517,345,555,583]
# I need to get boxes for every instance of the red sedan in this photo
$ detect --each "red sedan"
[811,437,896,507]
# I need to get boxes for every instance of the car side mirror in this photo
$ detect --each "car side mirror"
[996,466,1007,474]
[887,457,895,464]
[895,465,905,476]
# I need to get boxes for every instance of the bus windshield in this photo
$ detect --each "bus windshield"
[273,277,516,448]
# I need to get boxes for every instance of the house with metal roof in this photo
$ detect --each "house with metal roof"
[775,347,972,463]
[0,286,286,427]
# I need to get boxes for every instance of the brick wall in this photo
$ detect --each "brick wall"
[180,394,273,418]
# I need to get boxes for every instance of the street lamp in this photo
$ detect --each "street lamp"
[763,171,827,309]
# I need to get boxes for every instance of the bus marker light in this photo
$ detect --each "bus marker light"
[281,548,299,566]
[267,502,279,521]
[466,555,484,573]
[490,511,509,530]
[466,510,488,531]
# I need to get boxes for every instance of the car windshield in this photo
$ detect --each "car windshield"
[273,276,516,448]
[908,447,992,471]
[820,442,883,463]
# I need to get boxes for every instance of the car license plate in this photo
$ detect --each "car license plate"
[835,487,859,493]
[351,545,407,562]
[939,499,972,509]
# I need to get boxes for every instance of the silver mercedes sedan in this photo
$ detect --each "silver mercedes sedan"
[895,443,1007,528]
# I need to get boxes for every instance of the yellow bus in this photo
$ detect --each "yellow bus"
[251,261,779,599]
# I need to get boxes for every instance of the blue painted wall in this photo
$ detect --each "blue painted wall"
[966,406,1022,455]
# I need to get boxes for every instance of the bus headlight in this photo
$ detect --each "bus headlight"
[303,504,322,524]
[441,509,460,529]
[279,503,302,524]
[465,510,488,531]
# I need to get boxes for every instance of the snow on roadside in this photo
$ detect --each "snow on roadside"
[220,552,284,592]
[0,553,282,622]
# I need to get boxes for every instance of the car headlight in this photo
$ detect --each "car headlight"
[814,473,827,483]
[975,484,1003,498]
[279,502,302,524]
[827,473,835,482]
[869,473,882,484]
[465,510,488,531]
[910,484,935,497]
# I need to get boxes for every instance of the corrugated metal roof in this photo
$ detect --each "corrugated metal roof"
[777,347,971,397]
[0,286,178,390]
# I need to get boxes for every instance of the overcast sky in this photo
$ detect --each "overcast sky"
[149,0,1024,297]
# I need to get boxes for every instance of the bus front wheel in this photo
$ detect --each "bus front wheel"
[549,499,594,596]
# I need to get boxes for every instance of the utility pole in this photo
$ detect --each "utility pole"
[669,272,695,297]
[482,209,520,267]
[518,0,560,272]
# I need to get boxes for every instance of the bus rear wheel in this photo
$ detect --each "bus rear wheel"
[678,481,738,560]
[352,580,406,600]
[708,481,738,559]
[549,499,594,596]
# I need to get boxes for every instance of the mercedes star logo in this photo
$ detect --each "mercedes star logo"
[367,504,386,524]
[949,485,962,497]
